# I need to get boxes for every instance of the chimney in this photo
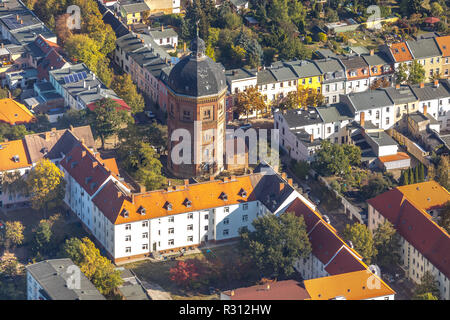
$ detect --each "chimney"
[230,290,235,296]
[423,104,427,116]
[281,172,287,180]
[51,128,56,132]
[45,132,51,141]
[92,161,98,168]
[93,74,96,81]
[161,25,164,32]
[370,49,374,56]
[69,125,74,131]
[279,182,285,192]
[117,191,122,198]
[434,80,439,88]
[81,150,86,157]
[20,19,23,24]
[310,133,314,143]
[7,90,11,99]
[395,84,400,89]
[266,284,270,290]
[360,111,365,127]
[183,42,186,52]
[16,14,19,21]
[184,179,189,186]
[139,184,146,193]
[287,178,293,186]
[419,82,424,88]
[131,193,135,204]
[83,80,86,88]
[1,43,3,49]
[210,176,215,181]
[80,138,85,145]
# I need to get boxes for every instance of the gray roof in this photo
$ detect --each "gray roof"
[361,52,391,66]
[269,65,298,82]
[314,49,337,59]
[408,111,439,125]
[407,38,441,59]
[284,60,322,78]
[26,258,105,300]
[294,129,322,147]
[148,27,178,40]
[168,37,226,97]
[338,55,369,70]
[280,108,323,129]
[225,68,256,83]
[316,103,353,123]
[347,89,393,112]
[120,1,150,14]
[349,46,370,55]
[313,58,346,82]
[382,85,417,104]
[49,63,121,106]
[256,69,276,85]
[366,131,397,147]
[409,81,450,101]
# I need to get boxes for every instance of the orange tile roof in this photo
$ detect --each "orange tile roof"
[396,181,449,211]
[435,35,450,57]
[304,270,395,300]
[100,158,119,176]
[0,98,36,125]
[0,139,32,171]
[223,280,311,300]
[390,42,413,63]
[378,152,410,163]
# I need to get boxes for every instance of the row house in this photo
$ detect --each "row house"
[407,38,443,82]
[380,42,414,72]
[338,55,370,94]
[313,58,346,104]
[148,26,178,51]
[435,36,450,78]
[368,181,450,300]
[116,1,150,25]
[361,50,394,87]
[381,84,419,123]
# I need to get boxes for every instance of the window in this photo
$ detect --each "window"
[243,203,248,210]
[188,213,193,219]
[204,214,209,220]
[224,207,229,213]
[168,239,174,246]
[125,235,131,241]
[168,217,174,223]
[142,244,148,250]
[142,221,148,227]
[125,247,131,253]
[142,232,148,238]
[125,224,131,230]
[223,229,229,236]
[242,215,248,222]
[224,218,229,225]
[204,225,208,231]
[168,228,174,234]
[187,224,193,231]
[187,236,193,242]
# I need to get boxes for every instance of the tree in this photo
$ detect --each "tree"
[234,86,266,121]
[25,159,66,218]
[373,221,401,268]
[415,292,438,300]
[111,74,145,114]
[418,163,425,182]
[413,271,440,299]
[55,14,72,45]
[239,212,312,278]
[313,140,352,176]
[64,34,102,74]
[408,60,426,84]
[430,2,444,16]
[414,165,419,184]
[1,170,27,199]
[31,220,52,258]
[400,169,410,185]
[436,156,449,190]
[395,63,409,84]
[343,144,361,166]
[439,201,450,233]
[169,260,200,288]
[89,98,130,149]
[361,175,391,199]
[342,223,377,264]
[317,32,328,42]
[4,221,24,250]
[61,237,123,295]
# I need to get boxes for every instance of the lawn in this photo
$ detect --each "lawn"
[123,244,259,300]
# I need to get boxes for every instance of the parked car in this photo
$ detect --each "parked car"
[239,123,252,130]
[145,111,156,119]
[0,220,4,230]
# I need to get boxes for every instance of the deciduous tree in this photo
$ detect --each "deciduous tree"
[4,221,24,250]
[342,223,377,264]
[374,221,401,268]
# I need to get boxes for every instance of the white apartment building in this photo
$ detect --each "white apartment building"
[368,181,450,300]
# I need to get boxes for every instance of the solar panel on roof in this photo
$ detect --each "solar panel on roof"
[73,74,80,82]
[63,76,70,84]
[80,71,87,79]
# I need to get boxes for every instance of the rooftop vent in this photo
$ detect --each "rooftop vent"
[184,198,192,208]
[240,189,247,198]
[165,202,172,211]
[138,206,146,215]
[220,192,228,201]
[12,155,19,162]
[122,209,129,218]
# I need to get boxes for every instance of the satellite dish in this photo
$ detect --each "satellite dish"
[368,264,381,276]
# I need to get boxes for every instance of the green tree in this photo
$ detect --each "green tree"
[439,201,450,233]
[395,63,409,84]
[234,87,266,121]
[374,221,401,269]
[239,212,312,278]
[25,159,66,218]
[418,163,425,182]
[436,156,449,189]
[408,167,415,184]
[31,220,53,258]
[400,169,410,185]
[111,74,145,114]
[343,144,362,166]
[317,32,328,42]
[1,170,27,199]
[414,165,419,183]
[413,271,440,299]
[342,223,377,264]
[64,34,102,73]
[61,237,123,296]
[408,60,426,84]
[361,175,391,199]
[313,140,351,176]
[4,221,24,250]
[415,292,438,300]
[89,98,130,149]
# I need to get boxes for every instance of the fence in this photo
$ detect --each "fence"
[387,128,432,168]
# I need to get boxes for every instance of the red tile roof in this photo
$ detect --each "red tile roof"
[223,280,311,300]
[87,99,131,112]
[37,49,68,80]
[309,222,346,265]
[378,152,410,163]
[325,247,366,275]
[368,182,450,279]
[389,42,413,63]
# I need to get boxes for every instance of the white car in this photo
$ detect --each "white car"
[145,111,156,119]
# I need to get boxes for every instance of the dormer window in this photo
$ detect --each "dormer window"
[138,206,146,215]
[85,176,92,185]
[70,161,78,169]
[165,201,173,211]
[12,155,20,163]
[220,192,228,201]
[240,189,247,198]
[184,198,192,208]
[122,209,129,218]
